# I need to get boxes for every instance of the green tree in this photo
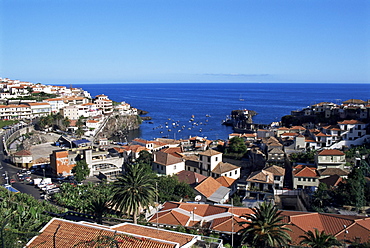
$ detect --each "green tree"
[111,163,156,224]
[231,194,243,207]
[88,193,112,224]
[62,117,70,130]
[337,166,366,210]
[76,117,85,128]
[299,229,341,248]
[156,175,194,202]
[289,149,316,163]
[135,150,153,173]
[0,188,61,247]
[72,160,90,182]
[311,183,331,211]
[136,150,153,166]
[75,127,85,138]
[238,201,291,248]
[227,137,247,154]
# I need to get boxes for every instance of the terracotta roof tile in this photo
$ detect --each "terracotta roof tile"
[318,149,345,156]
[154,151,183,166]
[178,202,228,217]
[111,223,196,246]
[198,149,222,156]
[319,175,344,187]
[264,165,285,176]
[338,119,365,125]
[293,165,319,178]
[246,170,274,184]
[176,170,207,185]
[212,162,239,174]
[13,150,32,156]
[216,176,236,187]
[149,210,190,226]
[195,177,222,198]
[319,168,348,177]
[27,218,176,248]
[211,216,247,233]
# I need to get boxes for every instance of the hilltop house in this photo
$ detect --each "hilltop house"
[184,149,241,179]
[315,149,346,170]
[293,165,320,190]
[152,150,185,175]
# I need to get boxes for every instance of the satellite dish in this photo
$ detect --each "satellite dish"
[195,195,201,202]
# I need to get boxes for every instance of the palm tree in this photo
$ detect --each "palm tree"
[76,116,85,128]
[299,229,341,248]
[62,117,70,130]
[88,194,112,224]
[75,127,85,138]
[111,163,156,224]
[238,201,291,248]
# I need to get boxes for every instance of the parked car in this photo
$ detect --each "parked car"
[10,179,16,183]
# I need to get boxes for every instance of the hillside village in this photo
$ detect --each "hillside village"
[1,77,370,247]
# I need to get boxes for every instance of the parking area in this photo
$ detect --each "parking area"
[30,142,62,161]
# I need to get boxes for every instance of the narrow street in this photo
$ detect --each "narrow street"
[0,134,41,199]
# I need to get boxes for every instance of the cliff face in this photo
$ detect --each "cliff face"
[97,114,141,139]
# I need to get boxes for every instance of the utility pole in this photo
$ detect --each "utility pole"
[156,182,158,233]
[231,198,234,248]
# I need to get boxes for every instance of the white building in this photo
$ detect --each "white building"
[152,150,185,175]
[26,102,51,118]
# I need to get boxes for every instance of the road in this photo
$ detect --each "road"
[0,134,42,199]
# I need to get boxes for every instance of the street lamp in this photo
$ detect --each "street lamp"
[192,207,197,223]
[5,171,9,185]
[343,225,348,247]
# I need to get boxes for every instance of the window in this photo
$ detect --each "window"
[303,178,306,181]
[215,157,218,161]
[208,157,211,163]
[313,178,316,182]
[174,165,176,170]
[298,178,301,181]
[274,176,280,181]
[229,172,232,177]
[235,170,237,175]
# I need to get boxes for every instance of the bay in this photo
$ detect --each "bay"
[68,83,370,141]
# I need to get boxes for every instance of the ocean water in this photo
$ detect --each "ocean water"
[69,83,370,141]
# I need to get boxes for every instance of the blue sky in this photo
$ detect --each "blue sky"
[1,0,369,84]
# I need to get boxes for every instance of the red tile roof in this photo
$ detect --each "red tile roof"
[216,176,236,187]
[293,165,319,178]
[27,218,177,248]
[13,150,32,156]
[154,151,183,166]
[195,177,222,198]
[198,149,222,156]
[264,165,285,176]
[111,223,196,246]
[176,170,207,185]
[210,215,247,233]
[212,162,239,174]
[318,149,345,156]
[338,120,365,125]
